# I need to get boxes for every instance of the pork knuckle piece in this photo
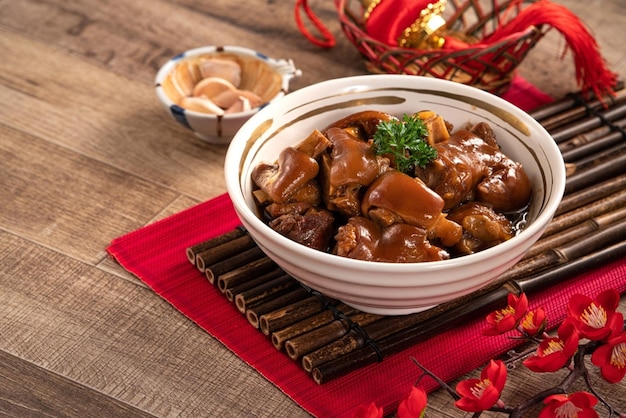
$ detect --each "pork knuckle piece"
[324,110,395,140]
[320,127,380,217]
[414,127,531,213]
[251,146,320,204]
[361,171,462,247]
[270,210,335,251]
[448,202,514,254]
[335,216,449,262]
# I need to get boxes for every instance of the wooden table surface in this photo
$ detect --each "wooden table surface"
[1,0,625,416]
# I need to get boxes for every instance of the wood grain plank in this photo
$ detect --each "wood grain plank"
[0,29,228,202]
[0,124,180,264]
[2,0,622,99]
[0,231,310,418]
[0,350,157,418]
[0,0,363,88]
[97,195,201,284]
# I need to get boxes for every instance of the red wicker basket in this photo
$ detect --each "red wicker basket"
[336,0,547,93]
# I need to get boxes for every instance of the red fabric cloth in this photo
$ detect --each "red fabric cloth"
[502,74,554,110]
[107,78,623,417]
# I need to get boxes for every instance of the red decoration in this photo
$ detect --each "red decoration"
[591,312,626,384]
[397,386,428,418]
[523,319,580,373]
[294,0,617,98]
[365,0,435,46]
[454,359,508,412]
[539,392,600,418]
[479,0,617,99]
[483,292,529,336]
[567,288,620,340]
[294,0,336,48]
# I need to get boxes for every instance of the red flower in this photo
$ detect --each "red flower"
[519,307,547,337]
[454,359,507,412]
[538,392,599,418]
[567,289,620,341]
[591,312,626,383]
[524,319,579,373]
[352,402,383,418]
[483,293,529,335]
[397,386,428,418]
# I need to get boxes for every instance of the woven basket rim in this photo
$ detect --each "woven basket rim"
[336,0,544,53]
[334,0,547,92]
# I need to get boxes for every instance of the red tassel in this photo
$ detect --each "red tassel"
[482,0,617,99]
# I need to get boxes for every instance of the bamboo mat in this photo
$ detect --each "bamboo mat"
[108,77,626,418]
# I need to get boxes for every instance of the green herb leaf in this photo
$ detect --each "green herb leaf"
[372,114,437,173]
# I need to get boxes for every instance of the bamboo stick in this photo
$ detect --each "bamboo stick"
[234,274,298,313]
[271,303,357,350]
[309,283,512,384]
[301,305,456,373]
[549,101,626,143]
[565,145,626,194]
[286,317,353,360]
[535,88,626,131]
[543,188,626,237]
[224,268,286,302]
[574,139,626,168]
[523,205,626,259]
[516,240,626,293]
[558,123,614,155]
[205,246,266,284]
[499,217,626,282]
[285,312,382,361]
[556,174,626,216]
[528,80,624,124]
[560,118,626,163]
[246,287,310,329]
[195,234,256,272]
[185,227,246,264]
[217,256,279,293]
[566,144,626,190]
[259,295,330,336]
[302,328,368,373]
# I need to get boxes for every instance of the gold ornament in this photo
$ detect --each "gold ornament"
[398,0,447,49]
[362,0,383,20]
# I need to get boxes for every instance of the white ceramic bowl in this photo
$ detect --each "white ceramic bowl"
[225,75,566,315]
[155,46,300,144]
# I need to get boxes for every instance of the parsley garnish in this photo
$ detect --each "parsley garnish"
[372,114,437,173]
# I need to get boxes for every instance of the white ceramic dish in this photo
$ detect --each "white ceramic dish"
[225,75,566,315]
[155,45,300,144]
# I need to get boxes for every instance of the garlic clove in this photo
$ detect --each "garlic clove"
[180,96,225,115]
[198,58,242,88]
[171,63,197,97]
[192,77,237,100]
[211,89,240,109]
[225,96,252,114]
[234,89,263,108]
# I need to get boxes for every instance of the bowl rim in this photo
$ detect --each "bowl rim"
[225,74,566,283]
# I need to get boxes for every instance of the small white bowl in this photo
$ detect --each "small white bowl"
[225,75,566,315]
[155,46,300,144]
